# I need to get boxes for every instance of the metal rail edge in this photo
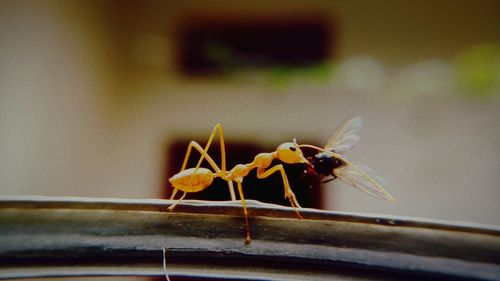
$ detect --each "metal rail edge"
[0,195,499,280]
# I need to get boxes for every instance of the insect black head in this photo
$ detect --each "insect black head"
[289,146,297,151]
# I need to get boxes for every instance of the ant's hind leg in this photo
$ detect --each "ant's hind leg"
[183,123,236,200]
[168,191,187,211]
[182,140,236,200]
[169,188,179,200]
[180,141,219,172]
[175,124,224,174]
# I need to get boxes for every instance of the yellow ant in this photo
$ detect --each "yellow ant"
[168,123,309,244]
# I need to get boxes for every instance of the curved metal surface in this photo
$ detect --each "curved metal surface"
[0,195,499,280]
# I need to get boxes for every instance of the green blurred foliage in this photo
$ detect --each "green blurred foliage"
[455,42,500,99]
[267,63,334,89]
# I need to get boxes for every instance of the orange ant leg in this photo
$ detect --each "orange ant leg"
[167,188,179,211]
[168,140,220,211]
[168,123,236,211]
[168,191,187,211]
[185,141,236,201]
[169,188,179,200]
[187,123,235,200]
[236,181,251,245]
[257,164,303,219]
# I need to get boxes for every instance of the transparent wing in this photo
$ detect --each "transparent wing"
[334,162,394,201]
[324,116,363,153]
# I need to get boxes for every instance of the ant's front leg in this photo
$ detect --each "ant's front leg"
[257,164,303,219]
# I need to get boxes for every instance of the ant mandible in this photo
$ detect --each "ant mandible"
[168,123,309,244]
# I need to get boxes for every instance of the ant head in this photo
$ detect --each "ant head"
[276,142,309,164]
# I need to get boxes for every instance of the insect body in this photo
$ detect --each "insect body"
[168,123,309,244]
[302,116,394,201]
[310,151,344,179]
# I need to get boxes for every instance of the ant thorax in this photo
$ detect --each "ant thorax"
[313,151,344,176]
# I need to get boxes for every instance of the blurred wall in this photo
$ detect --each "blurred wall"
[1,0,499,225]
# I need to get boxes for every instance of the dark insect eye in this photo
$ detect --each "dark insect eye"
[289,146,297,151]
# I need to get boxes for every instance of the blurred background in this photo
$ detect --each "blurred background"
[0,0,499,225]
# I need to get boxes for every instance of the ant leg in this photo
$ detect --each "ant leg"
[181,140,236,200]
[167,188,179,211]
[168,191,187,211]
[199,123,235,200]
[236,181,251,244]
[182,123,235,200]
[169,188,179,200]
[257,164,303,219]
[183,141,221,173]
[227,181,236,201]
[168,141,209,204]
